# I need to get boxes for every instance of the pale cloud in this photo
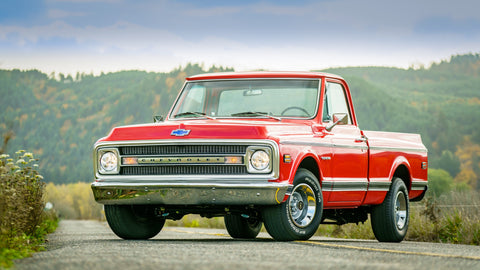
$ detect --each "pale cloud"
[1,0,479,75]
[48,9,86,19]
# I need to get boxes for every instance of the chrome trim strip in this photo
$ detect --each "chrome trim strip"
[91,181,291,205]
[94,139,280,180]
[322,179,368,191]
[281,141,427,153]
[323,178,392,192]
[280,141,331,148]
[280,140,368,150]
[369,146,428,153]
[368,181,391,191]
[332,144,369,151]
[411,179,428,190]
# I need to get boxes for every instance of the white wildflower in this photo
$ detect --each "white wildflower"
[16,158,26,164]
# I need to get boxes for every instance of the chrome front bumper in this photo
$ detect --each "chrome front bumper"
[91,181,291,205]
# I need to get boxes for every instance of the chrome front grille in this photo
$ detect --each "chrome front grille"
[119,145,247,156]
[121,165,247,175]
[118,144,249,176]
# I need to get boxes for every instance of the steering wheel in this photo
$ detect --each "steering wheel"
[281,106,310,117]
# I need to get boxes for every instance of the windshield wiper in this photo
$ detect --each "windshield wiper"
[173,112,214,119]
[231,111,281,121]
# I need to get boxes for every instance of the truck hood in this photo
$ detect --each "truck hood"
[98,119,314,142]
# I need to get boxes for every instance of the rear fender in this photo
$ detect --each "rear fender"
[388,156,412,191]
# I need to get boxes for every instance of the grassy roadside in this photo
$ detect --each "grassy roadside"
[314,190,479,245]
[0,151,58,269]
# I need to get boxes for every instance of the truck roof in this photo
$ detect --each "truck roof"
[186,71,344,81]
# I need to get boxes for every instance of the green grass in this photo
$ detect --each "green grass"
[0,212,58,268]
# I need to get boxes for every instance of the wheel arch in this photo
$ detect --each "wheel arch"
[297,155,321,185]
[390,157,412,192]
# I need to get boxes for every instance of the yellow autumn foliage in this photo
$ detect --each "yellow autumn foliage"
[45,182,104,220]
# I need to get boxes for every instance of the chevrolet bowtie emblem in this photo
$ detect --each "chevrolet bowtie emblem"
[171,129,191,136]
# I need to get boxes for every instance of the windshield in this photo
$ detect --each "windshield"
[170,79,320,119]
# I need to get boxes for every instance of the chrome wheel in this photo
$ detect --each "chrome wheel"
[288,183,316,227]
[395,191,407,230]
[262,169,323,241]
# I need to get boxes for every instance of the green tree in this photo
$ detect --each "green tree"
[428,169,454,197]
[436,150,461,177]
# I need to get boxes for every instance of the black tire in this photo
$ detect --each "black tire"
[262,168,323,241]
[371,177,409,242]
[224,214,262,239]
[104,205,165,240]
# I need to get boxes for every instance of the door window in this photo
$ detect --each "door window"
[322,82,352,124]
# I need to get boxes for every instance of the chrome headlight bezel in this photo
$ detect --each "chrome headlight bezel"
[246,146,272,174]
[98,148,120,175]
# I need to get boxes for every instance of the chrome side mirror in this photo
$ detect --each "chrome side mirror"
[326,113,348,131]
[153,115,164,123]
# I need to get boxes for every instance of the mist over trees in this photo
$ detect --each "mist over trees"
[1,55,479,191]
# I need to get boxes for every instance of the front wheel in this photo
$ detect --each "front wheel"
[371,177,409,242]
[262,168,323,241]
[105,205,165,240]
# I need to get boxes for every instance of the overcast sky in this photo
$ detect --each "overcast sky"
[1,0,479,75]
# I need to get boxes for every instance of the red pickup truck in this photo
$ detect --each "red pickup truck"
[91,71,428,242]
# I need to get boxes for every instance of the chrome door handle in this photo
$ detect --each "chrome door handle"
[355,136,368,143]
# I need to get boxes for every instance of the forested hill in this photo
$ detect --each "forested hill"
[0,64,233,184]
[1,54,479,190]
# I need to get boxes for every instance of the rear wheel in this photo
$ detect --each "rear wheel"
[371,177,409,242]
[104,205,165,240]
[262,168,323,241]
[224,214,262,239]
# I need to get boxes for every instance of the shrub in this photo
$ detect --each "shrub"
[0,151,44,237]
[0,151,57,268]
[428,168,454,197]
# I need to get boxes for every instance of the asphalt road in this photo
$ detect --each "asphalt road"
[15,220,480,270]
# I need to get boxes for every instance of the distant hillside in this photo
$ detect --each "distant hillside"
[1,54,479,189]
[0,64,233,184]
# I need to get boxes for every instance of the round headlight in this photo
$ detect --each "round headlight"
[250,150,270,170]
[100,151,118,172]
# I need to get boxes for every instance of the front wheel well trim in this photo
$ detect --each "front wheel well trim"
[297,156,321,186]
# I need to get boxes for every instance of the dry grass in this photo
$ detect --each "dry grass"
[315,191,479,245]
[166,215,225,229]
[45,182,104,220]
[407,191,480,245]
